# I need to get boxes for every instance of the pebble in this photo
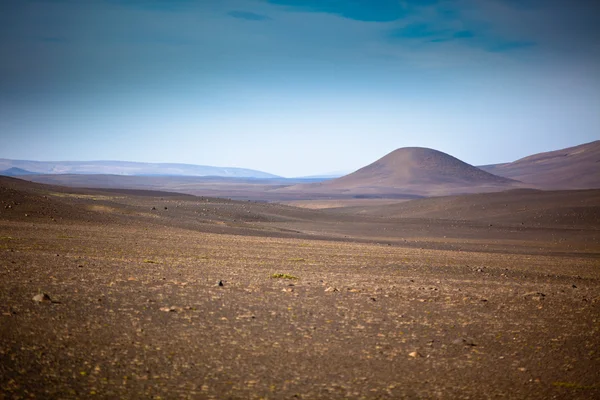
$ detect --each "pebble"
[452,338,476,346]
[523,292,545,300]
[32,293,52,303]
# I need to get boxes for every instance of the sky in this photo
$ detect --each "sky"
[0,0,599,177]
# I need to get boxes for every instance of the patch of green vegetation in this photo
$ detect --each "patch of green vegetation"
[143,259,159,264]
[288,257,305,262]
[271,273,299,280]
[553,382,596,390]
[49,192,122,201]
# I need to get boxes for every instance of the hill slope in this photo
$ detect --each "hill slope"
[479,140,600,189]
[338,188,600,229]
[0,167,36,176]
[280,147,522,197]
[0,159,279,179]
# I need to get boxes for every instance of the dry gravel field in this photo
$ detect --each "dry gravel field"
[1,177,599,399]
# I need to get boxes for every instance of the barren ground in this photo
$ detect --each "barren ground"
[1,177,599,399]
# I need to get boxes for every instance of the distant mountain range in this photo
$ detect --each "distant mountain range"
[0,167,37,177]
[0,159,279,179]
[2,140,598,199]
[276,141,599,197]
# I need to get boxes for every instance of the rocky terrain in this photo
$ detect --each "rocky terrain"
[1,176,599,399]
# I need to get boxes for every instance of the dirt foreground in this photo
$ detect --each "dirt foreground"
[1,181,599,399]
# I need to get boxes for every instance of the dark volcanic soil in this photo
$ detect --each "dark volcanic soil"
[1,177,599,399]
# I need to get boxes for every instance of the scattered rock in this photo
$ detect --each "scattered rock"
[32,293,52,303]
[523,292,546,301]
[217,280,224,287]
[408,351,422,358]
[159,306,178,312]
[324,287,339,292]
[452,338,477,346]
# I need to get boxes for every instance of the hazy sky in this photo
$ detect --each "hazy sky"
[1,0,599,177]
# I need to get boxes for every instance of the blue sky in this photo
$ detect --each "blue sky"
[0,0,598,177]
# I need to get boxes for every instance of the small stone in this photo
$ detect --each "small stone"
[453,338,476,346]
[524,292,545,300]
[408,351,422,358]
[32,293,52,303]
[159,306,177,312]
[324,287,339,292]
[217,280,224,287]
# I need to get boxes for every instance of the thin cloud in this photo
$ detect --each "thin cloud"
[103,0,196,12]
[228,11,271,21]
[453,30,475,39]
[391,22,450,39]
[266,0,416,22]
[381,3,537,56]
[487,40,535,52]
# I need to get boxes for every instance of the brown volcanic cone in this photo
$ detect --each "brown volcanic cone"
[283,147,522,197]
[480,140,600,189]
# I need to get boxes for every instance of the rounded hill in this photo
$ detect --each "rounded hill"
[280,147,522,197]
[336,147,515,187]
